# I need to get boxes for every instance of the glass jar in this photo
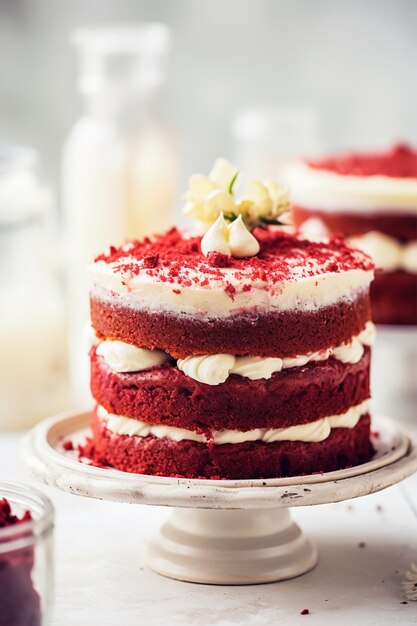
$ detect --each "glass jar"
[62,23,179,402]
[0,145,70,430]
[0,481,54,626]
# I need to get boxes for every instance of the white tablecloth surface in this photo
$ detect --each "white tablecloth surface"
[2,429,416,626]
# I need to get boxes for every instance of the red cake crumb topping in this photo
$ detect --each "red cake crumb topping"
[308,144,417,178]
[93,227,373,289]
[206,251,231,267]
[300,609,310,615]
[0,498,31,526]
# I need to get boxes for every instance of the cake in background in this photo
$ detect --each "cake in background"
[287,144,417,325]
[82,159,376,480]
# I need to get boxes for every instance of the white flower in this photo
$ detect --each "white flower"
[183,160,239,226]
[264,180,290,218]
[182,158,290,250]
[241,180,273,217]
[402,563,417,601]
[209,158,240,191]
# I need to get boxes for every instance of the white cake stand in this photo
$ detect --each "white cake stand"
[22,411,417,585]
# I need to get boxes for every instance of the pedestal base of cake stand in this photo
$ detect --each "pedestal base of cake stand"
[146,507,317,584]
[22,411,417,585]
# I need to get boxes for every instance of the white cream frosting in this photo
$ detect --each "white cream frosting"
[177,354,236,385]
[85,321,101,347]
[96,341,168,373]
[200,213,231,257]
[94,322,375,384]
[230,356,284,380]
[97,400,369,445]
[177,322,374,384]
[348,232,417,273]
[227,215,260,257]
[201,213,260,259]
[90,263,373,318]
[285,161,417,214]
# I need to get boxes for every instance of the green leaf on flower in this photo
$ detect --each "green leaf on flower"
[228,171,240,195]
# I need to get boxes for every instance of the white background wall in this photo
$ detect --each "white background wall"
[0,0,416,190]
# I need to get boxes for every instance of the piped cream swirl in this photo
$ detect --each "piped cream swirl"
[177,322,375,385]
[201,213,260,258]
[96,341,168,373]
[97,400,369,445]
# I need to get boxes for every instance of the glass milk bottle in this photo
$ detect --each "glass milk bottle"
[0,145,69,429]
[62,24,178,402]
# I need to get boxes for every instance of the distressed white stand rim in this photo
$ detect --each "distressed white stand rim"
[22,412,417,585]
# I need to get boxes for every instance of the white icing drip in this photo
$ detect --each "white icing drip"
[97,400,369,445]
[96,341,168,373]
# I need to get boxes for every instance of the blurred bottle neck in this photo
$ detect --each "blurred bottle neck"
[82,83,163,122]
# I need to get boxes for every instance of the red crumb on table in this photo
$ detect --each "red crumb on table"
[307,144,417,178]
[300,609,310,615]
[358,542,366,548]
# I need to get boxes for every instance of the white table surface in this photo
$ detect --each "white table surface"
[2,426,417,626]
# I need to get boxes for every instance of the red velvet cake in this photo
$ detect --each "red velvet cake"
[84,160,376,479]
[287,144,417,325]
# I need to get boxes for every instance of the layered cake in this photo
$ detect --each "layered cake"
[287,144,417,325]
[84,159,375,479]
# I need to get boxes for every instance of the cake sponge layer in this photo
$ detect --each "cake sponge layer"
[83,411,373,479]
[90,293,371,360]
[90,347,370,432]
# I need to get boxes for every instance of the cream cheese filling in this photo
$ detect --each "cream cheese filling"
[97,400,369,445]
[299,221,417,274]
[348,232,417,273]
[92,322,375,385]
